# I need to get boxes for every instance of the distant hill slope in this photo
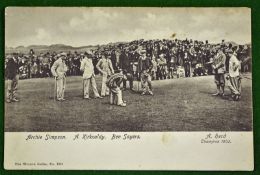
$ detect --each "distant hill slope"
[5,44,97,54]
[5,40,249,55]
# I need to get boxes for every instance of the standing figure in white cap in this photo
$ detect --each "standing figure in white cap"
[226,47,242,101]
[51,52,68,101]
[138,50,153,95]
[80,52,103,99]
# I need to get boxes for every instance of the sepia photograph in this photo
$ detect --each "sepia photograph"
[5,7,252,132]
[4,7,254,171]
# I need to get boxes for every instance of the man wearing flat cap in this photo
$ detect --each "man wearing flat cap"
[51,52,68,101]
[80,52,103,99]
[5,54,20,103]
[119,49,134,91]
[138,50,153,95]
[212,47,226,97]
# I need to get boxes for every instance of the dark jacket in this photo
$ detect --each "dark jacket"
[119,52,131,72]
[138,56,152,73]
[5,58,19,80]
[110,52,117,70]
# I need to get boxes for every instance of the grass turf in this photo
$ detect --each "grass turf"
[5,74,252,132]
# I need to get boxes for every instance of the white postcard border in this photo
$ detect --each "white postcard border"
[4,132,254,170]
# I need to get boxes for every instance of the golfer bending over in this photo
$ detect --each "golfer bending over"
[106,72,127,107]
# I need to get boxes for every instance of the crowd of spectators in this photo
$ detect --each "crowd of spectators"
[5,38,251,80]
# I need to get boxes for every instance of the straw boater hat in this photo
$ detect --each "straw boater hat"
[140,49,146,54]
[59,52,67,57]
[159,53,165,58]
[6,55,13,60]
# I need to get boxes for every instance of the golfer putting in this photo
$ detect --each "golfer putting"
[106,71,127,107]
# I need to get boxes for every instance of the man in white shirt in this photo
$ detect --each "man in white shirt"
[226,49,242,101]
[51,52,68,101]
[80,53,102,99]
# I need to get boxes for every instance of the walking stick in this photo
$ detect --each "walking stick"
[137,75,140,92]
[48,74,52,99]
[189,61,192,77]
[54,77,57,101]
[64,76,67,99]
[82,78,84,98]
[137,61,140,92]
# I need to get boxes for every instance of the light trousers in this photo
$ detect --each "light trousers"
[101,74,110,96]
[141,73,152,93]
[83,76,100,98]
[110,87,123,105]
[227,76,241,95]
[56,77,66,100]
[7,75,19,100]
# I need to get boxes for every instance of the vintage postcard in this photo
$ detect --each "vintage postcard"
[4,7,253,170]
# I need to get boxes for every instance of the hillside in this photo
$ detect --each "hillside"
[5,44,97,54]
[5,40,249,55]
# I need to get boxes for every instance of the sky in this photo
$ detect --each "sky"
[5,7,251,47]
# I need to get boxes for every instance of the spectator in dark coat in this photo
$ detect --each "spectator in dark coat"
[119,49,133,91]
[5,55,20,103]
[110,50,118,71]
